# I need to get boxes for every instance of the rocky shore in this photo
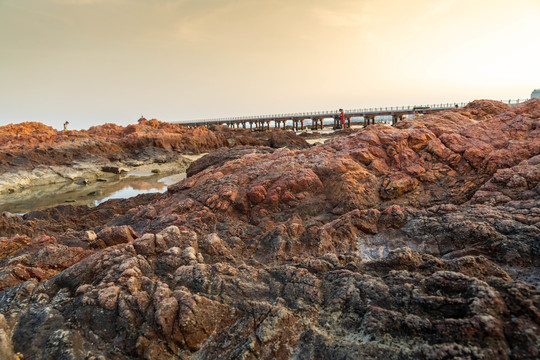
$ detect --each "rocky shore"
[0,100,539,359]
[0,120,310,195]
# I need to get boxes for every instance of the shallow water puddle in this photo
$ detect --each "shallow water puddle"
[94,173,186,205]
[0,171,187,214]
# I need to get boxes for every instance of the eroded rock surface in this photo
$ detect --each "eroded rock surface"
[0,99,539,359]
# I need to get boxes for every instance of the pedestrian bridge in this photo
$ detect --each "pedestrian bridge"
[172,99,526,131]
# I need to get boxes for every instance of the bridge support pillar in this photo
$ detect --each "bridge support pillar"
[242,121,246,129]
[392,115,405,126]
[364,116,373,127]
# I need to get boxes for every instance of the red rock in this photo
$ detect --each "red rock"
[98,285,121,310]
[379,205,407,229]
[247,185,267,204]
[198,233,232,259]
[380,174,419,200]
[95,225,138,248]
[0,99,539,359]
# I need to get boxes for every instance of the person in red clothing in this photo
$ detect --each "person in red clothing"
[339,109,345,129]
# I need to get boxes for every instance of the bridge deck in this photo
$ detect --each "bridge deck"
[171,99,527,128]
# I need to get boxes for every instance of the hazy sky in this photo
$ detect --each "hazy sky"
[1,0,539,130]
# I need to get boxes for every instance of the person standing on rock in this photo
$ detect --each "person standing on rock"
[63,121,69,131]
[339,109,345,129]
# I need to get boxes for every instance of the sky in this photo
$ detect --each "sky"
[1,0,539,130]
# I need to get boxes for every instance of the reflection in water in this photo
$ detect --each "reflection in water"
[94,173,186,206]
[0,172,187,214]
[94,186,163,206]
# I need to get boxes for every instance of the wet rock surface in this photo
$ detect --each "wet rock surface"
[0,99,539,359]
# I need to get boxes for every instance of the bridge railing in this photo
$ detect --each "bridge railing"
[174,99,529,124]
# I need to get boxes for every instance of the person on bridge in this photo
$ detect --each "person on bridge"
[339,109,345,129]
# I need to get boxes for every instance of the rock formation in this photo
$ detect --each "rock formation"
[0,120,309,194]
[0,99,538,359]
